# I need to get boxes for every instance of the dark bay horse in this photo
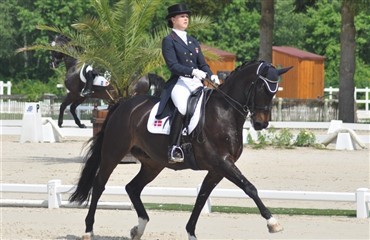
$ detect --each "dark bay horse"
[51,35,165,128]
[69,60,292,239]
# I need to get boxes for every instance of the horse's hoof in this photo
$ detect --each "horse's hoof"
[79,124,86,128]
[130,226,142,240]
[188,233,197,240]
[81,232,93,240]
[267,217,283,233]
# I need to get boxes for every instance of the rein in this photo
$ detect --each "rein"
[206,79,250,118]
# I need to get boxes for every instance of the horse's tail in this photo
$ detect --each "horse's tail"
[69,101,122,205]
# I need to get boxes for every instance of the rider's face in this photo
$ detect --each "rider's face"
[171,14,189,31]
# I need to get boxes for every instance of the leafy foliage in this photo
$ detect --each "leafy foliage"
[294,129,316,147]
[246,128,321,149]
[12,78,61,101]
[1,0,369,98]
[274,0,308,50]
[19,0,211,96]
[198,0,261,63]
[0,0,94,84]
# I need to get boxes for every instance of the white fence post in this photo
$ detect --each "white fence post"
[47,179,62,209]
[356,188,369,218]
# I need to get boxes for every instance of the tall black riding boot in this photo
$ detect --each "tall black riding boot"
[168,110,185,163]
[81,72,94,97]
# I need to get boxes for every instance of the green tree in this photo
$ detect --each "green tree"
[0,0,94,84]
[338,0,356,122]
[354,10,370,88]
[202,0,260,63]
[304,1,341,87]
[258,0,274,62]
[185,0,232,16]
[274,0,308,49]
[20,0,211,96]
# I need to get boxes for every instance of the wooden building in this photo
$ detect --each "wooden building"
[272,46,325,99]
[201,44,236,81]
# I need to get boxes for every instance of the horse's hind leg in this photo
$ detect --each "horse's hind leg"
[186,172,223,240]
[125,163,164,240]
[58,94,73,127]
[70,98,86,128]
[83,159,122,239]
[217,159,283,233]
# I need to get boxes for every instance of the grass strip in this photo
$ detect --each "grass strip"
[143,203,356,217]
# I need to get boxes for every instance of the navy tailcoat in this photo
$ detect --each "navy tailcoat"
[156,31,213,119]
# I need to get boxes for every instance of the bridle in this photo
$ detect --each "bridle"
[209,61,278,119]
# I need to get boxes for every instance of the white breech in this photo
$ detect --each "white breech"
[171,77,203,115]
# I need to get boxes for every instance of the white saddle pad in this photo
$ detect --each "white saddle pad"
[79,64,110,87]
[147,92,204,135]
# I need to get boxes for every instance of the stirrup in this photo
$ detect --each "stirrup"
[80,89,93,97]
[169,145,184,163]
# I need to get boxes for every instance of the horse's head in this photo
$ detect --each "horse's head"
[50,35,70,68]
[248,62,292,130]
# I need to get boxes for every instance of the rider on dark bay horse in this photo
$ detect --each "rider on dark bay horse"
[51,35,94,98]
[157,3,220,163]
[80,64,96,97]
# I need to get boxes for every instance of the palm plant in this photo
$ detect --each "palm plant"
[18,0,212,97]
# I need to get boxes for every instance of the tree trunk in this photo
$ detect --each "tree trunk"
[338,2,356,123]
[258,0,274,62]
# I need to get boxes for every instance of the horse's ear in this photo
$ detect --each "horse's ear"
[277,66,293,75]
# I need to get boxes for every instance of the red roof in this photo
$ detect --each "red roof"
[273,46,325,60]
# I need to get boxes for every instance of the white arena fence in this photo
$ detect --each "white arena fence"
[1,84,370,122]
[0,180,369,218]
[324,87,370,120]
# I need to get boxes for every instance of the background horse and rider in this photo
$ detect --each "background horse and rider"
[69,60,292,239]
[50,35,165,128]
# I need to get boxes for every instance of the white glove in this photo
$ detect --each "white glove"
[192,69,207,80]
[211,74,220,85]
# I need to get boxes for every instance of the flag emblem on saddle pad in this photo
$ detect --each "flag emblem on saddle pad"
[154,120,162,127]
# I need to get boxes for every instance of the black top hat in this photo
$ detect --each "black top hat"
[166,3,191,19]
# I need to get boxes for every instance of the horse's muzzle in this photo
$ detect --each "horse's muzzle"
[251,112,270,130]
[252,120,269,130]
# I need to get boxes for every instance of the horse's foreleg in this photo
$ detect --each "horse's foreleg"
[186,172,223,240]
[70,101,86,128]
[218,159,283,233]
[125,164,164,240]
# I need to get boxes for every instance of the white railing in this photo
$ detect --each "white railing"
[1,87,369,121]
[0,99,107,119]
[0,81,12,95]
[324,87,370,111]
[1,180,369,218]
